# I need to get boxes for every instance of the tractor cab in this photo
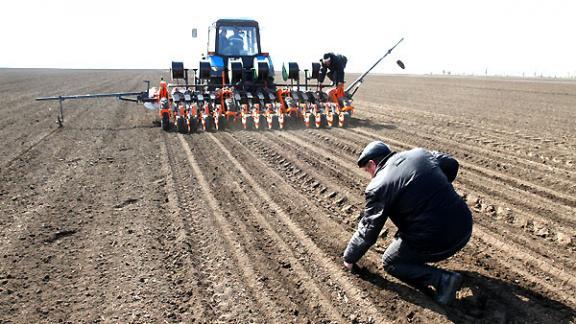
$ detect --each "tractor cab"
[214,21,260,57]
[204,19,274,87]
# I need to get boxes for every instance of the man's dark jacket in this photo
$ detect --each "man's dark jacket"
[319,53,347,84]
[344,148,473,264]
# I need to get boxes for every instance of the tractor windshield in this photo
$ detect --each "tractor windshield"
[218,26,259,56]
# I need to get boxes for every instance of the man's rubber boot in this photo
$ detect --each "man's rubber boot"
[435,271,463,306]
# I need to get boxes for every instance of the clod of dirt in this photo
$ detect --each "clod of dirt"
[556,232,572,246]
[406,311,416,322]
[45,229,77,243]
[326,192,337,199]
[341,205,353,213]
[114,197,140,209]
[496,206,512,219]
[334,197,347,206]
[279,261,291,269]
[484,204,496,215]
[533,223,550,238]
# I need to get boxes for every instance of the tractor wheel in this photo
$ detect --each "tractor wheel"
[340,112,351,128]
[161,113,170,131]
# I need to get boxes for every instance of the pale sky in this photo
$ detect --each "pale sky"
[1,0,575,77]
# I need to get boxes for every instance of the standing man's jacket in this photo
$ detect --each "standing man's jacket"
[319,53,348,84]
[344,148,473,264]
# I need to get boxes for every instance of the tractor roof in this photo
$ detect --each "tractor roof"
[215,19,259,28]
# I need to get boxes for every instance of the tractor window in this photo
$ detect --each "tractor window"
[218,26,259,56]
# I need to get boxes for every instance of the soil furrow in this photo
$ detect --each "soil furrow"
[184,133,352,322]
[174,134,296,322]
[343,127,576,240]
[356,99,576,169]
[209,132,411,323]
[355,104,576,197]
[268,128,576,295]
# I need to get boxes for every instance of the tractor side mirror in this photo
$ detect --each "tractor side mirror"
[192,28,198,38]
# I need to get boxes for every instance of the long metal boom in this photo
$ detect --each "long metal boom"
[345,38,404,97]
[36,92,144,101]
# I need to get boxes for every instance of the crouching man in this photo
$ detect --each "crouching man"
[343,141,473,305]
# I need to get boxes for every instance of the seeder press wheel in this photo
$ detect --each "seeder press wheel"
[215,115,227,131]
[267,115,280,130]
[242,115,255,130]
[315,114,327,128]
[177,117,188,133]
[327,112,339,127]
[254,115,266,130]
[161,113,170,131]
[339,112,351,128]
[189,117,199,133]
[203,116,215,132]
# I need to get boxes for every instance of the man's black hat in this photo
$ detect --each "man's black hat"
[357,141,392,167]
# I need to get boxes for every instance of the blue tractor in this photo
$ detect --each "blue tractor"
[199,19,275,88]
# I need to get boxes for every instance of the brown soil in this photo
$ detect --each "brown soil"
[1,70,575,323]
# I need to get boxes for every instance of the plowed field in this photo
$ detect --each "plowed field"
[1,69,575,323]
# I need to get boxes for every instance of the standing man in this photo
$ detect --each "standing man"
[319,52,348,104]
[343,141,473,305]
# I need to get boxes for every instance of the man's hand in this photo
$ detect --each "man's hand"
[343,261,354,271]
[343,261,366,275]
